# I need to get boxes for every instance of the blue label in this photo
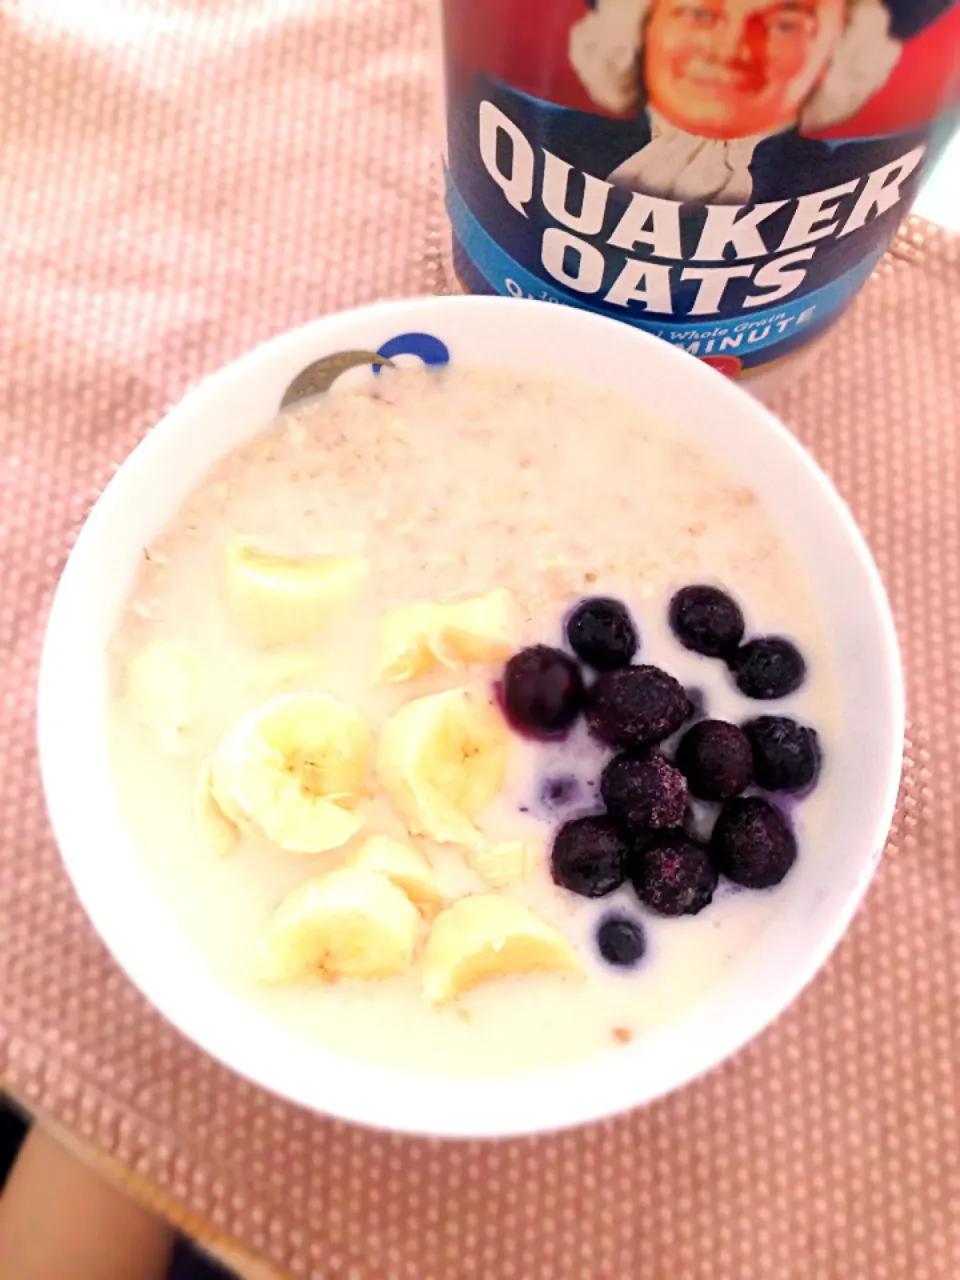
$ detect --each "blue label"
[447,170,887,361]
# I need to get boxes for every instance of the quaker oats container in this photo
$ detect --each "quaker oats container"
[440,0,960,382]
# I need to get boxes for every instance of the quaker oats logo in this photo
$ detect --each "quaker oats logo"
[569,0,903,201]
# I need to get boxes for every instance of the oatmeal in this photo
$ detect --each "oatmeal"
[108,365,836,1077]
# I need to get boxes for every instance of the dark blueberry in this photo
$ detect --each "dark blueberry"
[600,753,687,830]
[730,637,806,699]
[675,720,753,802]
[551,816,629,898]
[585,665,693,749]
[711,796,797,888]
[540,774,581,811]
[566,597,638,670]
[502,645,585,737]
[596,914,646,968]
[669,585,745,658]
[630,833,718,916]
[743,716,821,792]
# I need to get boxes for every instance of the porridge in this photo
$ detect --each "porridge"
[108,364,836,1077]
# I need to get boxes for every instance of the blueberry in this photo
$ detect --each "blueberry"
[600,753,687,830]
[675,720,753,802]
[566,597,638,670]
[743,716,821,792]
[711,796,797,888]
[551,816,629,898]
[596,914,646,968]
[730,637,806,699]
[585,665,693,749]
[669,585,745,658]
[631,833,718,916]
[502,645,584,737]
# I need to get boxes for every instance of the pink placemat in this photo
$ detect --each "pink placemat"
[1,4,958,1277]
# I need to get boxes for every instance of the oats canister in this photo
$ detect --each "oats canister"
[441,0,959,380]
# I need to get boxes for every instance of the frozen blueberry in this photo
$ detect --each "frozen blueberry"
[711,796,797,888]
[566,597,638,670]
[586,665,693,749]
[502,645,584,737]
[675,720,753,802]
[600,753,687,830]
[551,816,629,898]
[730,637,806,699]
[631,833,718,916]
[596,914,646,968]
[669,585,745,658]
[743,716,821,792]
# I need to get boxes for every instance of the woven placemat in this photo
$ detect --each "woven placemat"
[1,4,958,1278]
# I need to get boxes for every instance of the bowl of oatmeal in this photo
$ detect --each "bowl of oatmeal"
[38,296,903,1137]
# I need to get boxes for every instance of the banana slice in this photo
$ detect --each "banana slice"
[225,539,369,646]
[422,894,583,1003]
[376,602,435,683]
[431,589,520,668]
[125,639,199,754]
[375,688,509,846]
[209,692,370,853]
[345,835,441,914]
[376,589,519,682]
[468,839,538,890]
[255,867,420,984]
[194,757,240,857]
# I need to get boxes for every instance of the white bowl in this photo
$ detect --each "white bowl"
[38,296,903,1138]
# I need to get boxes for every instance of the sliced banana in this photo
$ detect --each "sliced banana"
[468,839,538,890]
[345,835,441,915]
[430,589,520,667]
[375,688,509,846]
[376,603,435,683]
[376,589,519,683]
[125,639,199,754]
[225,539,369,647]
[422,894,583,1003]
[194,757,240,858]
[209,692,370,853]
[255,867,420,984]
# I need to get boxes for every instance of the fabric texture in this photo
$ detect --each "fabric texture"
[1,3,958,1277]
